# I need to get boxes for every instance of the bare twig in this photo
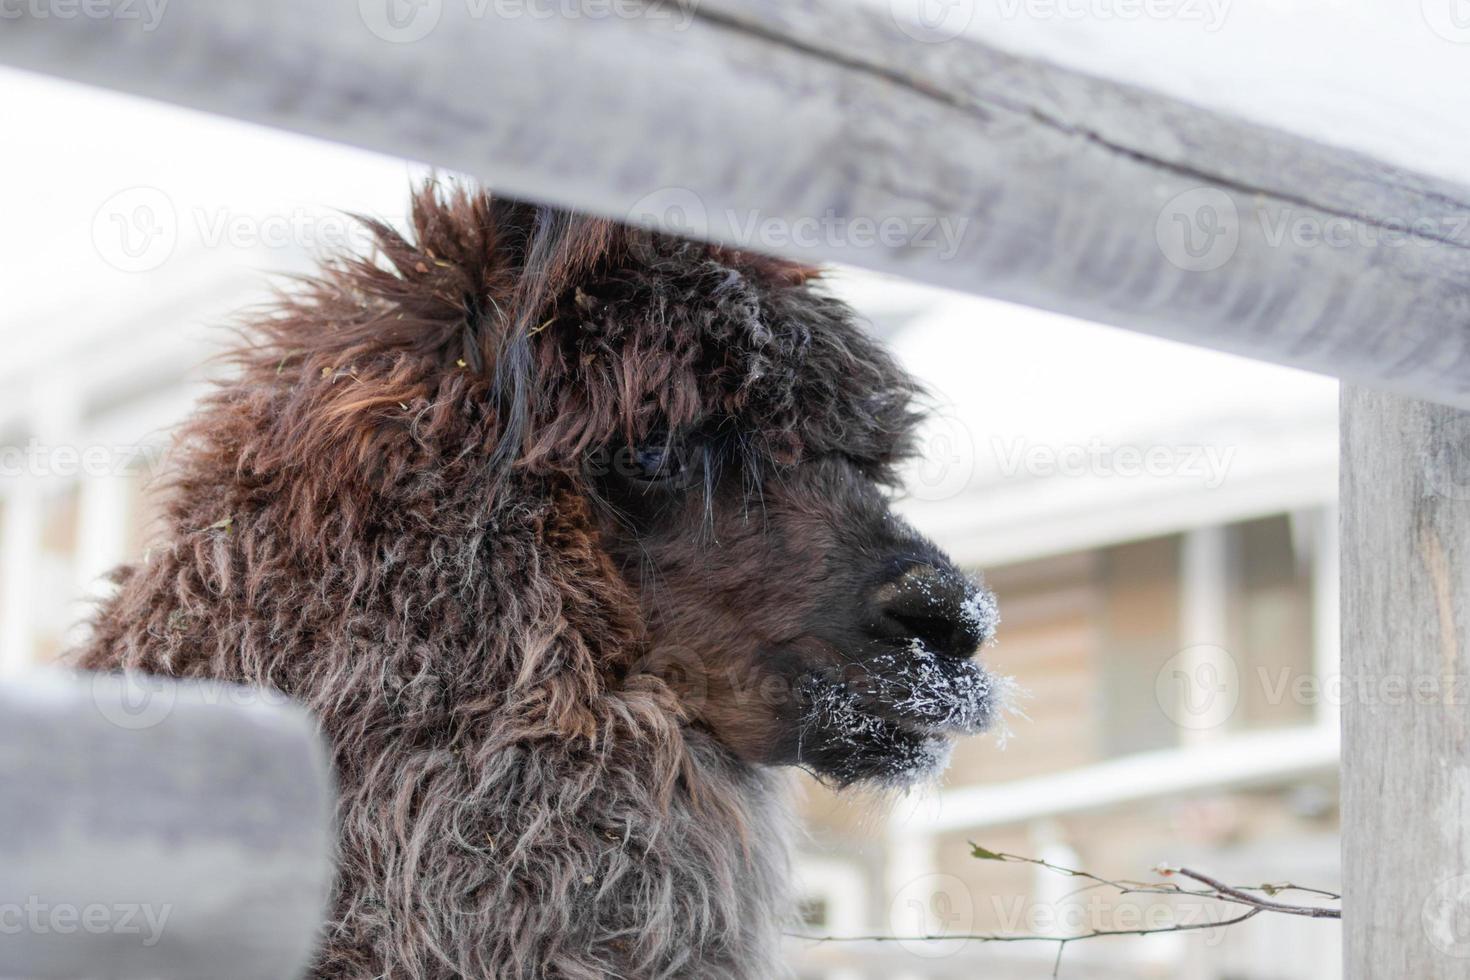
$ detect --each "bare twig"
[1169,866,1341,919]
[785,844,1339,978]
[791,906,1262,945]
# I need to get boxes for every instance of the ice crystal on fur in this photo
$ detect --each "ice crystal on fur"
[960,586,1001,644]
[795,635,1016,788]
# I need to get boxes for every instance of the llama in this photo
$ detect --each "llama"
[73,185,1004,979]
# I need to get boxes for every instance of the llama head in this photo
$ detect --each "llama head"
[248,185,1003,788]
[550,260,1006,789]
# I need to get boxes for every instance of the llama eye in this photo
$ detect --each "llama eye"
[630,434,686,483]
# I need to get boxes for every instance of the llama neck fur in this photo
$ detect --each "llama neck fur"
[75,462,797,978]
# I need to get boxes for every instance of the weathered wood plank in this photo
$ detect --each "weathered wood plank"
[1341,386,1470,978]
[2,1,1470,407]
[0,672,334,979]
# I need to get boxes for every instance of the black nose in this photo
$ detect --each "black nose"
[869,563,995,659]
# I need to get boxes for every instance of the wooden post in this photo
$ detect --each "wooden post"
[1342,386,1470,977]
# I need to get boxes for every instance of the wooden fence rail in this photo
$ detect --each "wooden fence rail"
[0,672,334,980]
[2,1,1470,405]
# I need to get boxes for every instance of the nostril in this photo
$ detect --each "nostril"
[872,564,991,659]
[886,610,976,659]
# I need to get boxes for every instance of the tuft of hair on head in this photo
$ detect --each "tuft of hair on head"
[484,201,617,477]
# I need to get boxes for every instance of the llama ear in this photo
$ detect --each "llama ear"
[707,245,823,287]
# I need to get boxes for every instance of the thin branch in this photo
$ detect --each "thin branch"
[790,906,1262,945]
[790,908,1264,979]
[974,845,1340,919]
[1171,867,1341,919]
[785,845,1339,978]
[1213,880,1342,902]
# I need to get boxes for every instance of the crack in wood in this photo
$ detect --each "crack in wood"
[682,1,1470,253]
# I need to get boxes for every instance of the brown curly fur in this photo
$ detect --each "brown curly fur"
[72,183,996,978]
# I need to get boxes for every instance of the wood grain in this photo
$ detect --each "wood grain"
[1342,385,1470,977]
[2,1,1470,407]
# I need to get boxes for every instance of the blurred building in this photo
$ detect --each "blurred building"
[787,276,1341,979]
[0,200,1341,979]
